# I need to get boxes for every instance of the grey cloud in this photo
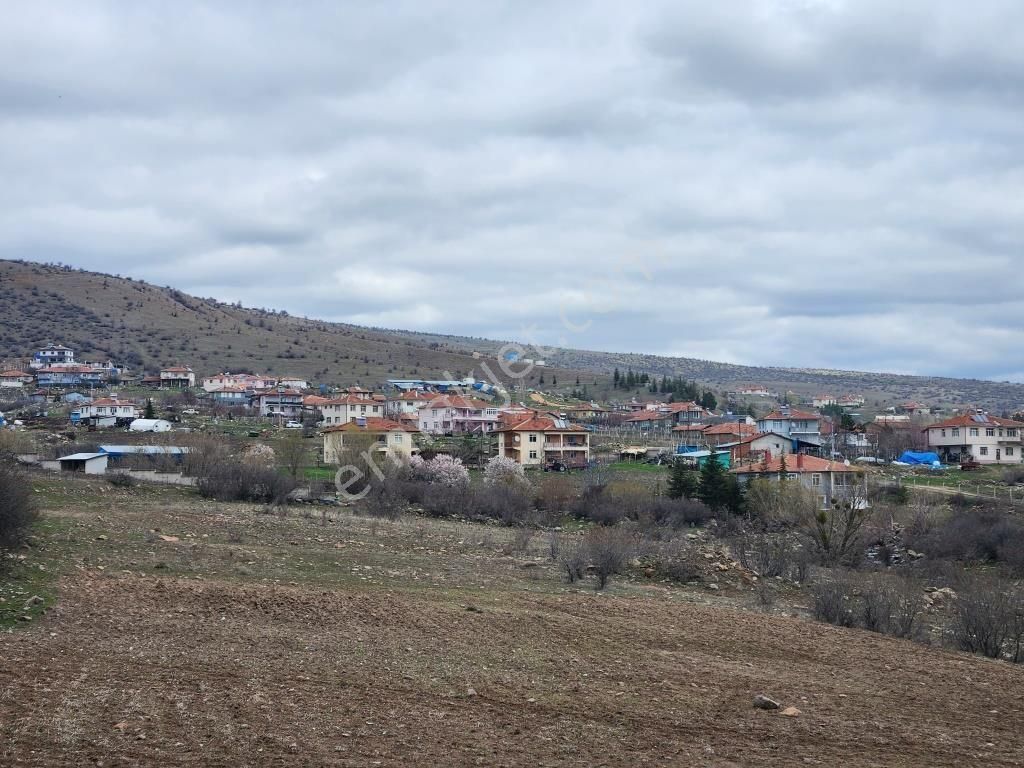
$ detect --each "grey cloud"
[1,1,1022,380]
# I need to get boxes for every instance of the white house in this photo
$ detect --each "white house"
[0,370,33,388]
[319,395,386,426]
[74,398,140,421]
[277,376,309,390]
[494,414,591,469]
[386,390,436,417]
[202,373,277,392]
[756,408,822,449]
[322,417,419,464]
[31,344,75,368]
[417,395,501,435]
[924,414,1024,465]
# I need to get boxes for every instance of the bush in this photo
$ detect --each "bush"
[196,460,296,504]
[949,577,1016,660]
[358,483,404,520]
[734,533,807,581]
[584,526,633,590]
[0,461,37,555]
[106,471,138,488]
[483,455,528,488]
[1002,466,1024,485]
[471,483,535,526]
[645,541,703,583]
[558,538,586,583]
[537,475,578,513]
[810,576,857,627]
[421,483,473,518]
[908,508,1024,573]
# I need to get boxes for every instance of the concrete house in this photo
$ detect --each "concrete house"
[756,408,822,451]
[322,417,419,464]
[32,344,75,368]
[0,370,33,388]
[73,397,140,424]
[924,413,1024,465]
[386,390,436,417]
[731,453,866,509]
[417,395,501,435]
[319,395,385,426]
[254,388,304,419]
[495,414,591,469]
[160,366,196,389]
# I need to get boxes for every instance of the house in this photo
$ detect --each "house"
[202,373,278,392]
[277,376,309,390]
[322,417,419,464]
[254,388,304,419]
[731,453,866,509]
[923,413,1024,465]
[160,366,196,389]
[734,385,773,397]
[320,395,386,426]
[418,395,502,435]
[386,390,437,417]
[57,452,108,474]
[208,384,250,407]
[812,395,837,408]
[36,365,105,388]
[31,344,75,368]
[897,401,931,416]
[756,408,822,451]
[837,395,865,409]
[73,397,140,424]
[703,421,759,447]
[0,370,33,388]
[723,431,793,463]
[495,414,591,469]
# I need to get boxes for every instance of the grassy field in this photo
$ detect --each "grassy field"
[3,472,1024,766]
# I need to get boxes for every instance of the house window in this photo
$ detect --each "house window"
[1006,447,1015,457]
[529,450,537,459]
[986,428,995,437]
[392,434,402,443]
[980,447,989,456]
[811,473,821,487]
[786,473,798,480]
[528,434,537,443]
[970,428,979,437]
[1008,429,1018,437]
[952,428,960,437]
[820,495,828,509]
[941,429,946,437]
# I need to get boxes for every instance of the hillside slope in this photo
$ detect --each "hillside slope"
[1,259,1022,409]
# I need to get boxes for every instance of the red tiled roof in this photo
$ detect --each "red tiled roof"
[671,423,707,432]
[703,422,758,436]
[0,370,30,377]
[302,395,330,406]
[323,418,418,434]
[423,395,494,411]
[759,409,820,421]
[495,415,588,433]
[732,454,860,474]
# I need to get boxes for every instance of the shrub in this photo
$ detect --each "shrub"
[949,577,1015,659]
[421,483,473,518]
[0,461,36,555]
[1002,466,1024,485]
[810,576,857,627]
[536,475,578,513]
[558,538,586,583]
[584,526,633,590]
[106,471,138,488]
[359,483,404,520]
[734,533,805,580]
[196,460,295,504]
[472,483,535,526]
[646,541,703,583]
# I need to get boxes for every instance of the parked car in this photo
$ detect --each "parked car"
[960,459,982,471]
[284,420,303,429]
[181,408,199,416]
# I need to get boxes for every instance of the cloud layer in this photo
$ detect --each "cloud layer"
[2,0,1022,380]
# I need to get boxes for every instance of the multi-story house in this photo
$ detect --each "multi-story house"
[417,395,501,435]
[31,344,75,368]
[386,390,437,417]
[924,413,1024,465]
[254,388,304,419]
[160,366,196,389]
[495,414,591,469]
[202,373,278,392]
[731,453,867,509]
[36,365,105,388]
[322,417,419,464]
[319,395,386,426]
[756,408,822,450]
[208,385,250,407]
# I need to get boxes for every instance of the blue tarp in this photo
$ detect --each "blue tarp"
[898,451,941,465]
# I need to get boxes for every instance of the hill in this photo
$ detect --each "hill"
[1,259,1022,410]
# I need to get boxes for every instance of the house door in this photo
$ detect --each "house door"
[996,449,1001,461]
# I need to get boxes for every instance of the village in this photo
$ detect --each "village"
[2,343,1023,509]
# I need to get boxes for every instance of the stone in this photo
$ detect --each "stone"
[780,706,801,717]
[466,687,477,697]
[753,695,781,710]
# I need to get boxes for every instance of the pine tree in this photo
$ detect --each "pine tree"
[668,462,700,500]
[144,398,155,419]
[697,453,729,511]
[613,368,620,387]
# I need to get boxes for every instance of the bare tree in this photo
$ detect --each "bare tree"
[794,486,873,567]
[277,429,308,481]
[585,526,633,590]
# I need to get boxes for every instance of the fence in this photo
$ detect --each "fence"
[882,474,1024,506]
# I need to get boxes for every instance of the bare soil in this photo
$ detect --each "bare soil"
[2,476,1023,767]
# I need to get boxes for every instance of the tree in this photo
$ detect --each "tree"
[697,455,729,511]
[483,455,528,488]
[667,461,699,500]
[144,398,155,419]
[584,526,632,590]
[278,429,308,480]
[795,487,873,567]
[0,461,37,556]
[700,390,718,411]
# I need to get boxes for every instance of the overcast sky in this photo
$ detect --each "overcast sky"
[2,1,1023,381]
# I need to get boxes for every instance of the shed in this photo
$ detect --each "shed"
[57,452,108,474]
